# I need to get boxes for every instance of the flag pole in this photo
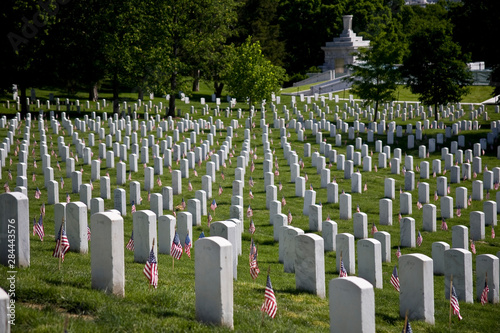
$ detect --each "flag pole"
[58,219,65,271]
[449,275,453,330]
[261,265,271,326]
[150,238,155,290]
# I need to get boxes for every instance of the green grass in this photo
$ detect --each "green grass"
[1,88,500,332]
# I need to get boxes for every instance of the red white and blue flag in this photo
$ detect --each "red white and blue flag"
[390,266,400,292]
[143,245,158,288]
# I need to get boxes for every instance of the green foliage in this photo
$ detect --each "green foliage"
[223,37,286,108]
[401,16,473,120]
[345,10,405,120]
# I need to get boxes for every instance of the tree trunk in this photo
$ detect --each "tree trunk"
[434,104,438,122]
[112,72,120,114]
[168,72,177,117]
[19,82,28,117]
[214,82,224,97]
[89,83,99,102]
[138,88,144,101]
[192,69,200,92]
[373,100,379,122]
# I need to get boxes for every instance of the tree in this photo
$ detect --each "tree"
[401,18,472,121]
[345,12,405,121]
[222,37,286,109]
[150,0,237,117]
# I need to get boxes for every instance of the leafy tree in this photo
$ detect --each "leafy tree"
[236,0,285,67]
[0,0,60,115]
[345,12,405,121]
[150,0,237,117]
[401,17,472,121]
[222,37,286,109]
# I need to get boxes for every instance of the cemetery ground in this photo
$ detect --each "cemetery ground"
[1,83,500,332]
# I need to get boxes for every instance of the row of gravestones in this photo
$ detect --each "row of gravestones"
[7,189,499,331]
[0,104,500,330]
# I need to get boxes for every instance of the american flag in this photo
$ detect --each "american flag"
[456,205,461,217]
[249,190,254,199]
[339,258,348,277]
[53,225,70,262]
[249,177,254,187]
[131,200,136,213]
[364,183,368,192]
[210,199,217,211]
[492,227,495,239]
[470,240,476,254]
[188,181,193,191]
[251,161,255,173]
[356,204,360,212]
[249,219,256,234]
[274,168,279,176]
[221,172,225,181]
[416,231,423,247]
[66,193,70,203]
[198,231,205,239]
[402,318,413,333]
[143,246,158,288]
[371,223,378,235]
[473,171,477,178]
[218,184,223,196]
[326,214,331,221]
[447,185,450,194]
[249,239,260,280]
[126,232,135,251]
[434,191,438,201]
[450,285,463,320]
[309,184,313,190]
[281,196,286,206]
[247,205,253,218]
[398,213,402,223]
[148,191,151,202]
[57,161,61,171]
[181,198,186,209]
[184,234,192,258]
[40,203,45,217]
[261,274,277,318]
[305,173,308,182]
[34,187,41,199]
[193,168,198,177]
[32,172,36,182]
[481,279,489,305]
[207,212,212,227]
[87,226,91,241]
[396,246,402,259]
[287,210,293,224]
[157,177,162,187]
[486,189,490,200]
[4,183,9,192]
[441,218,448,231]
[416,201,422,210]
[278,181,282,191]
[33,215,44,241]
[171,232,182,259]
[128,172,132,181]
[390,266,400,292]
[468,195,472,206]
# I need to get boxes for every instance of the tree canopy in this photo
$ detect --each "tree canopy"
[401,16,473,120]
[345,11,405,121]
[222,37,286,108]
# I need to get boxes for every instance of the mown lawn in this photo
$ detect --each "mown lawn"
[0,88,499,332]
